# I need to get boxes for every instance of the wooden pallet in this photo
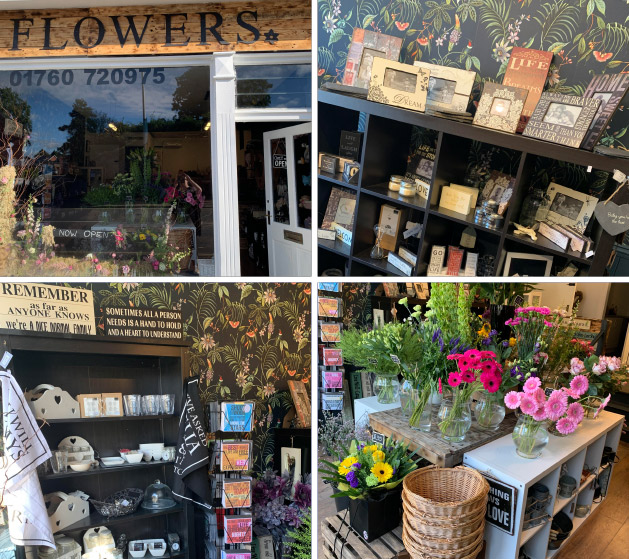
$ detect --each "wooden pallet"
[321,513,405,559]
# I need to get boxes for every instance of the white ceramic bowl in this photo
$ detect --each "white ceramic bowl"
[139,443,164,452]
[69,462,92,472]
[122,452,143,464]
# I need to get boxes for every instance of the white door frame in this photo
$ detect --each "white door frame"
[0,50,310,276]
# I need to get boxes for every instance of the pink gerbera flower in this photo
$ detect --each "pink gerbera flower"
[504,391,521,409]
[566,402,585,424]
[523,377,542,394]
[466,349,481,360]
[480,372,500,393]
[570,375,589,396]
[545,393,568,421]
[555,417,577,435]
[532,406,548,422]
[448,372,462,387]
[520,395,537,416]
[531,387,546,406]
[460,370,476,383]
[480,350,497,359]
[593,394,611,418]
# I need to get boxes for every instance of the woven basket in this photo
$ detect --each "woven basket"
[403,526,484,559]
[403,522,484,551]
[403,465,489,516]
[403,500,485,537]
[167,229,193,270]
[402,491,487,526]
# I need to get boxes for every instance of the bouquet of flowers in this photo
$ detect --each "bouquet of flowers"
[319,437,418,499]
[506,306,556,383]
[439,349,503,440]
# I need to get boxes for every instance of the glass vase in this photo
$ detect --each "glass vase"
[518,188,545,227]
[373,375,400,405]
[512,415,549,459]
[410,399,432,432]
[437,397,472,442]
[583,397,601,419]
[399,380,414,418]
[473,393,506,431]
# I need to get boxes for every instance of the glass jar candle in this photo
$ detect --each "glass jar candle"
[399,181,416,197]
[388,175,404,192]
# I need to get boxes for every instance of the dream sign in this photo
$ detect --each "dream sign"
[593,201,629,236]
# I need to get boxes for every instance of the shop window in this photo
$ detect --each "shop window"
[0,64,212,275]
[235,64,310,109]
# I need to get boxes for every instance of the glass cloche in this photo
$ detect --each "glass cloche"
[141,479,176,510]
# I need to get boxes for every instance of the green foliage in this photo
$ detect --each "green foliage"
[82,185,123,207]
[285,512,312,559]
[533,1,580,48]
[477,283,535,305]
[425,283,477,347]
[479,0,511,43]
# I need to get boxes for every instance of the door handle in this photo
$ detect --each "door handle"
[265,212,271,225]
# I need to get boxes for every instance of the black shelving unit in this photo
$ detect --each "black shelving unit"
[1,331,195,559]
[318,90,629,277]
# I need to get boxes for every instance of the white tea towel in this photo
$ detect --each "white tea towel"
[1,369,54,548]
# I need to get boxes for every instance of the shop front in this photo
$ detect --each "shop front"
[0,1,311,277]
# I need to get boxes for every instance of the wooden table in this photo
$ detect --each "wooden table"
[368,407,517,467]
[321,513,405,559]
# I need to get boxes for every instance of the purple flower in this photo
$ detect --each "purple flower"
[489,330,498,337]
[432,329,441,343]
[346,470,359,488]
[352,462,361,469]
[502,340,510,347]
[482,338,491,346]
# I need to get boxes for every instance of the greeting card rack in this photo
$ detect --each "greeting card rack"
[204,402,254,559]
[463,410,624,559]
[318,90,629,277]
[0,330,194,559]
[317,283,346,421]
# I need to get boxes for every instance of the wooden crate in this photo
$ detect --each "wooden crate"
[321,513,405,559]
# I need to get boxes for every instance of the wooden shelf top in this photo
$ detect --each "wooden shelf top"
[318,237,351,258]
[40,460,174,480]
[362,183,428,211]
[62,504,183,532]
[318,171,358,190]
[504,231,592,265]
[319,89,629,174]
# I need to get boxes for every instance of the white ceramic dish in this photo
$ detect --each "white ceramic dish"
[100,457,125,467]
[129,539,167,558]
[120,451,144,464]
[69,462,92,472]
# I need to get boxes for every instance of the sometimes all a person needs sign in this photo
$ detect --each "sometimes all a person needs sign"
[0,2,310,57]
[0,283,95,335]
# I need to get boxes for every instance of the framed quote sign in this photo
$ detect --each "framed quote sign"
[368,58,430,113]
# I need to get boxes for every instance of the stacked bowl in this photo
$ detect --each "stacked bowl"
[402,466,489,559]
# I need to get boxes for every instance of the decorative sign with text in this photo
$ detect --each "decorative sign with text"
[0,2,310,57]
[103,306,183,340]
[0,283,95,335]
[484,477,516,535]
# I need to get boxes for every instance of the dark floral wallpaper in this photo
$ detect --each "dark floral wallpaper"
[318,0,629,149]
[85,282,311,471]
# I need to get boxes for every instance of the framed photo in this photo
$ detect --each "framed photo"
[373,308,385,329]
[527,291,543,307]
[522,92,601,148]
[78,394,102,418]
[413,61,476,112]
[480,171,516,215]
[382,282,400,297]
[368,58,430,113]
[321,187,357,231]
[474,82,528,134]
[413,283,430,299]
[342,29,403,90]
[503,252,553,277]
[101,393,123,417]
[581,74,629,150]
[542,182,598,233]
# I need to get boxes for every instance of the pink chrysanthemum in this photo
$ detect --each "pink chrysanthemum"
[523,377,542,394]
[532,406,548,422]
[519,395,537,416]
[545,393,568,421]
[566,402,585,424]
[504,391,521,409]
[555,417,578,435]
[570,375,589,396]
[448,372,462,387]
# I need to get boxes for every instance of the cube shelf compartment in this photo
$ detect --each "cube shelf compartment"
[318,90,629,277]
[463,410,624,559]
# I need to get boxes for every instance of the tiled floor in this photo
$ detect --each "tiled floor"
[317,440,629,559]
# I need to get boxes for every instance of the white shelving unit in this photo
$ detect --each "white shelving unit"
[463,411,624,559]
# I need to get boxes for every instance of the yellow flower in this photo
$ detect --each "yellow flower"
[371,462,393,483]
[362,444,377,454]
[338,455,356,476]
[372,450,385,463]
[509,337,516,347]
[477,322,491,338]
[139,233,146,240]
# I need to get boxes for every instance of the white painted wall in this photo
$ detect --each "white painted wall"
[531,283,576,314]
[574,283,611,319]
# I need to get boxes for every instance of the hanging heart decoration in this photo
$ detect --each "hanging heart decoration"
[594,201,629,236]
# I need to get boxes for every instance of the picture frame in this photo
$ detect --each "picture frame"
[342,29,403,91]
[522,92,601,148]
[101,393,123,417]
[78,394,102,418]
[321,187,357,231]
[413,61,476,113]
[541,182,598,233]
[527,291,543,307]
[368,58,430,113]
[581,74,629,150]
[473,82,528,134]
[413,283,430,299]
[503,252,553,277]
[480,171,516,215]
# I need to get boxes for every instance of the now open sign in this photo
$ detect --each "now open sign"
[485,477,516,535]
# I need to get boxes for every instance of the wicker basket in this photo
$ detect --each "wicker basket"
[403,465,489,516]
[402,500,485,537]
[402,492,487,525]
[402,522,484,551]
[403,526,484,559]
[167,229,193,271]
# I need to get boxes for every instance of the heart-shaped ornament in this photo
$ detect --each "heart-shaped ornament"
[594,201,629,236]
[54,395,61,405]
